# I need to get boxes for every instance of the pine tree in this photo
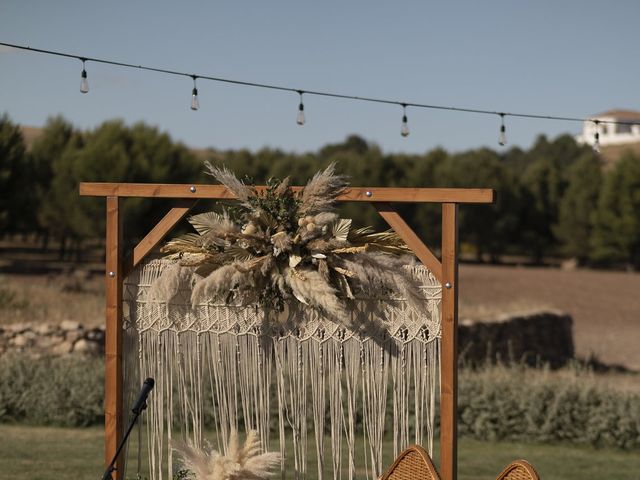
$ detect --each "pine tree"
[554,153,602,264]
[0,114,29,235]
[591,153,640,269]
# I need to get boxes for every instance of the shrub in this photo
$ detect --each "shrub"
[1,354,638,450]
[458,364,640,449]
[0,353,103,426]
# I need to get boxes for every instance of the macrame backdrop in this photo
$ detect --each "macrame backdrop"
[122,258,441,480]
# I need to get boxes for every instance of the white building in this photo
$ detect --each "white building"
[576,109,640,147]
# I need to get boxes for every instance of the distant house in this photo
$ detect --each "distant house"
[576,109,640,147]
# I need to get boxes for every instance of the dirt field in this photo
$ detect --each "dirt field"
[2,264,640,370]
[459,264,640,371]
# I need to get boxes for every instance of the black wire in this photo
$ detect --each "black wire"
[2,41,639,127]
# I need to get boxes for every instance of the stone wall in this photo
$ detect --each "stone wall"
[0,320,105,356]
[1,310,575,368]
[459,310,574,368]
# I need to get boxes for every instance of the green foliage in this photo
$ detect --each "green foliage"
[30,116,78,236]
[0,114,30,234]
[590,153,640,267]
[0,354,104,427]
[437,148,520,261]
[1,354,638,450]
[458,365,640,450]
[3,112,640,267]
[554,153,602,263]
[247,176,301,231]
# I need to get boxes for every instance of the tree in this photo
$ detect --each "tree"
[590,153,640,269]
[30,116,78,244]
[518,157,564,263]
[41,120,203,252]
[0,114,30,236]
[554,153,602,264]
[435,148,520,262]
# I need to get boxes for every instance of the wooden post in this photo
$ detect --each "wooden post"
[105,196,124,479]
[440,203,459,480]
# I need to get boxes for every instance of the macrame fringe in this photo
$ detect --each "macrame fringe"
[122,259,441,480]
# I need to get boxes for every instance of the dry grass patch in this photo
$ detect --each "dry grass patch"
[0,273,104,327]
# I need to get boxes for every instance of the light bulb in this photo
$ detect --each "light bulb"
[80,61,89,94]
[498,114,507,146]
[191,87,199,111]
[296,91,305,125]
[593,121,600,153]
[190,76,199,111]
[400,105,409,137]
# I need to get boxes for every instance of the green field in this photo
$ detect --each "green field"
[1,424,639,480]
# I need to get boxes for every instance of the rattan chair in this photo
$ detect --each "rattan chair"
[380,445,441,480]
[381,446,541,480]
[495,460,540,480]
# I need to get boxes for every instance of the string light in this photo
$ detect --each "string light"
[2,41,640,140]
[190,75,199,111]
[80,58,89,94]
[296,91,305,126]
[593,120,600,153]
[400,104,409,137]
[498,113,507,146]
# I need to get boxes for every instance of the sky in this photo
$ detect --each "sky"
[0,1,638,155]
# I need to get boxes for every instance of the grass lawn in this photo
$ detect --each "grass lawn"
[1,424,639,480]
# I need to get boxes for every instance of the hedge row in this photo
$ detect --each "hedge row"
[458,365,640,449]
[1,354,638,449]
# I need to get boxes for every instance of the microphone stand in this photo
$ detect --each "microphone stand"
[101,402,147,480]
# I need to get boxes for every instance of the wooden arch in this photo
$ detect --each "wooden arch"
[80,182,495,480]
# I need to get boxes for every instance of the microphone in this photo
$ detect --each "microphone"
[131,378,155,414]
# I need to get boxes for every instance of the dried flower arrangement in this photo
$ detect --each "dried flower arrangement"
[153,163,425,323]
[173,430,280,480]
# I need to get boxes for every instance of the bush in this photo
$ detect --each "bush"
[1,354,638,450]
[458,365,640,450]
[0,353,103,426]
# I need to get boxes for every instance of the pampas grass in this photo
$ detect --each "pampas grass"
[336,252,425,313]
[173,430,280,480]
[148,263,195,302]
[205,162,255,205]
[190,263,258,306]
[285,267,348,321]
[298,163,347,216]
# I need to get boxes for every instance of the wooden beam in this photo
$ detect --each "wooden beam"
[374,202,442,281]
[123,199,197,277]
[105,196,124,479]
[440,203,459,480]
[80,182,495,204]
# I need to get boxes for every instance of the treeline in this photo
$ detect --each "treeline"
[1,113,640,268]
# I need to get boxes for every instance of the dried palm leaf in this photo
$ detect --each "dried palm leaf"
[347,227,412,255]
[161,233,202,254]
[331,218,352,243]
[225,244,255,262]
[188,210,238,236]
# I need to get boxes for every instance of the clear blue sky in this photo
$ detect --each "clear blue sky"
[0,1,638,154]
